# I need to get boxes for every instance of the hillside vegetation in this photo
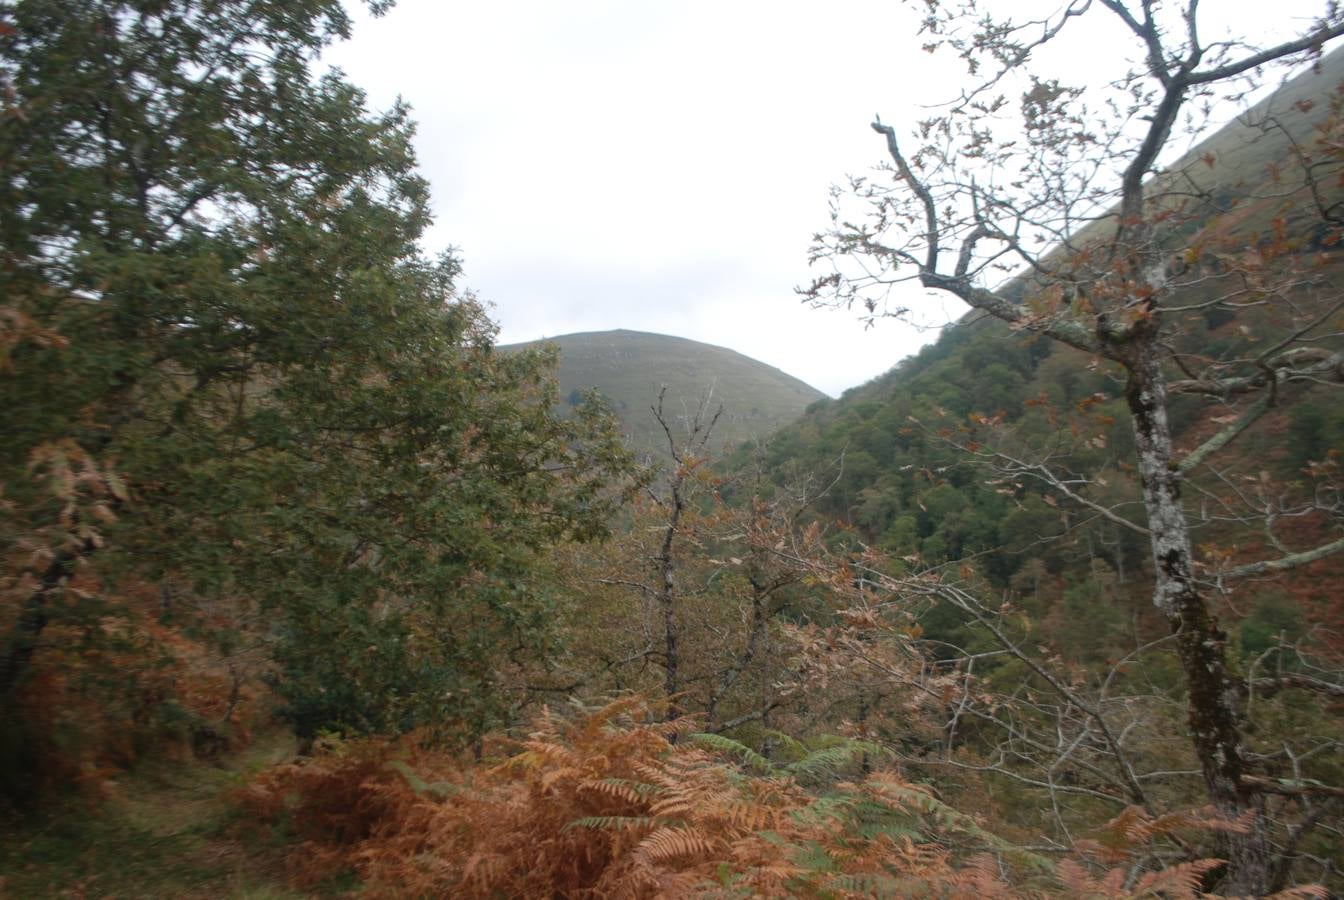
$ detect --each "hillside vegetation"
[4,2,1344,898]
[748,46,1344,607]
[758,27,1344,897]
[501,329,826,458]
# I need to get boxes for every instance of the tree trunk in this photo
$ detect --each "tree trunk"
[1,549,80,697]
[1121,325,1270,896]
[658,485,683,723]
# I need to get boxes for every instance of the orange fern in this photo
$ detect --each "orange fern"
[239,698,987,897]
[239,698,1325,897]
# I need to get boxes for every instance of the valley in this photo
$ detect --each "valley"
[4,3,1343,897]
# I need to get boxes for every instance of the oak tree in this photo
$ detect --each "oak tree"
[0,0,631,747]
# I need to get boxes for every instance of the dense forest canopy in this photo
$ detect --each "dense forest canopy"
[3,1,1343,897]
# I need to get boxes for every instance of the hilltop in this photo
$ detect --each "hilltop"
[500,330,827,457]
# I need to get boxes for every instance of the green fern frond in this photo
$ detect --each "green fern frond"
[385,760,461,799]
[792,793,858,826]
[566,815,663,832]
[762,729,809,762]
[867,775,1053,875]
[689,732,778,775]
[791,839,839,873]
[786,740,882,780]
[854,816,924,843]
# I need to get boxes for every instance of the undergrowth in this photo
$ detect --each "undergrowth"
[237,697,1323,898]
[0,730,302,899]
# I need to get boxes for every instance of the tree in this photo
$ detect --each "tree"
[806,3,1344,893]
[563,389,808,732]
[0,0,632,749]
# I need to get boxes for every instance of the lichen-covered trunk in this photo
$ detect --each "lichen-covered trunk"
[658,488,684,724]
[1123,332,1269,895]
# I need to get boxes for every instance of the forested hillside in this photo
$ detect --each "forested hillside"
[779,21,1344,896]
[749,43,1344,630]
[3,1,1343,898]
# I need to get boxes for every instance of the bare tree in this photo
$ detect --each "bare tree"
[805,3,1344,893]
[573,389,857,736]
[649,386,721,721]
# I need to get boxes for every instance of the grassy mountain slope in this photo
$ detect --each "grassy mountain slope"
[501,330,827,457]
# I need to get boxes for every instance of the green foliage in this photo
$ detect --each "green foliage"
[1286,398,1344,471]
[1055,571,1128,663]
[688,732,778,775]
[1238,593,1307,660]
[1,0,633,744]
[0,734,305,898]
[689,731,889,785]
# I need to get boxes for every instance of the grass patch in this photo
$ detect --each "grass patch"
[0,731,320,899]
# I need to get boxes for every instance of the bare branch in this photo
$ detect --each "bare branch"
[1250,673,1344,700]
[1177,394,1271,475]
[1184,21,1344,86]
[702,701,782,735]
[1242,774,1344,800]
[1098,0,1171,87]
[1222,535,1344,579]
[871,118,939,273]
[1169,348,1344,396]
[921,582,1152,808]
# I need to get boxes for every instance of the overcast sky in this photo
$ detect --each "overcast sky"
[326,2,1328,396]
